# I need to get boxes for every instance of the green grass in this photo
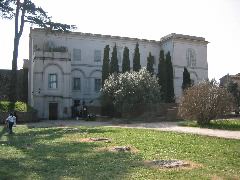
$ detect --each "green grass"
[179,119,240,131]
[0,125,239,179]
[0,101,35,112]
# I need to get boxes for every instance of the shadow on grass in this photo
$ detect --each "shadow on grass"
[201,120,240,131]
[0,127,143,179]
[179,119,240,131]
[0,125,7,139]
[28,126,117,135]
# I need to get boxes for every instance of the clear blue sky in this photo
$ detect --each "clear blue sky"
[0,0,239,81]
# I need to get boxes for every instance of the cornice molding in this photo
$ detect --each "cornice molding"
[173,65,208,71]
[30,28,161,45]
[160,33,209,44]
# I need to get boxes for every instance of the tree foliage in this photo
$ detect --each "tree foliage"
[182,67,192,91]
[122,46,130,73]
[1,0,76,30]
[165,51,175,102]
[102,45,110,87]
[0,0,76,102]
[178,80,234,125]
[0,0,14,18]
[227,80,240,113]
[157,50,166,100]
[146,52,154,76]
[133,42,141,72]
[110,44,119,74]
[101,68,161,114]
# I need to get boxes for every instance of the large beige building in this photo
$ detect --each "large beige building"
[220,73,240,88]
[28,28,208,119]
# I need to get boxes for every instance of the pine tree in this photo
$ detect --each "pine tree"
[102,45,110,87]
[0,0,75,102]
[158,50,166,101]
[110,44,119,74]
[122,46,130,73]
[146,52,154,75]
[165,51,175,102]
[133,42,141,71]
[182,67,191,91]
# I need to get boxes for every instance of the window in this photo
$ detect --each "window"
[191,79,195,86]
[94,79,101,92]
[73,49,81,61]
[186,48,196,67]
[74,100,80,106]
[73,78,81,90]
[48,74,57,89]
[94,50,101,62]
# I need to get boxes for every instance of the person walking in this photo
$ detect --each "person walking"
[6,113,16,134]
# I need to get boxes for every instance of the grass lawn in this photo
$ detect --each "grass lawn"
[178,119,240,131]
[0,124,239,179]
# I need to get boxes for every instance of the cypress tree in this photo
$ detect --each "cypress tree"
[122,47,130,73]
[182,67,191,91]
[110,44,119,74]
[146,52,154,76]
[158,50,166,101]
[165,51,175,103]
[133,42,141,71]
[102,45,110,87]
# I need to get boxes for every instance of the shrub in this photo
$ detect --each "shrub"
[178,80,234,125]
[101,68,161,115]
[0,101,36,112]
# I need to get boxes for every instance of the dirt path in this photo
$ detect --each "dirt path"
[24,120,240,140]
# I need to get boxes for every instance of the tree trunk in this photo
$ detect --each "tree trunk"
[9,0,20,102]
[197,118,211,126]
[9,0,26,102]
[10,37,20,102]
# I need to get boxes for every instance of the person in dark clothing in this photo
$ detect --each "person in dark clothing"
[6,113,16,134]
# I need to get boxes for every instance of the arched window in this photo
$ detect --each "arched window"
[186,48,196,67]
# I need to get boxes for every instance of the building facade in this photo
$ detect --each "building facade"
[220,73,240,88]
[28,28,208,119]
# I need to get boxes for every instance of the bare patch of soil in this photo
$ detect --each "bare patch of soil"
[22,143,34,150]
[79,137,111,143]
[144,159,202,170]
[96,146,139,153]
[211,175,224,180]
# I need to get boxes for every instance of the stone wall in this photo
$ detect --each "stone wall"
[88,106,101,115]
[122,103,179,122]
[0,111,38,124]
[0,69,28,102]
[0,70,11,100]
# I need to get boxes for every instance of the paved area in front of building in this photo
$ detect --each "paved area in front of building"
[24,120,240,140]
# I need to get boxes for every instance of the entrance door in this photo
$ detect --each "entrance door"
[49,103,58,120]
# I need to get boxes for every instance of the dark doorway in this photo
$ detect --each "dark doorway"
[49,103,58,120]
[74,100,80,106]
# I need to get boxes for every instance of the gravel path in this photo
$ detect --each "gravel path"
[25,120,240,140]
